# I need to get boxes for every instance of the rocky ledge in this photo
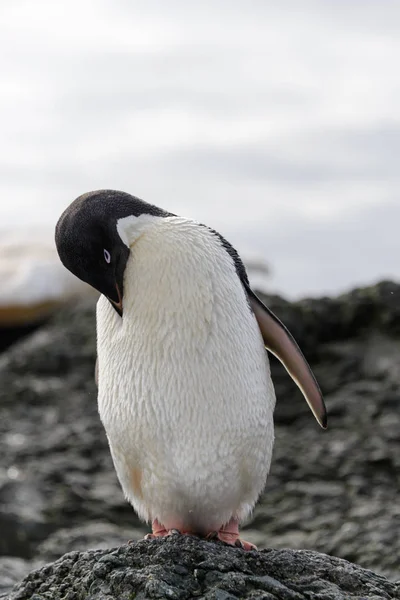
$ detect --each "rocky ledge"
[6,536,400,600]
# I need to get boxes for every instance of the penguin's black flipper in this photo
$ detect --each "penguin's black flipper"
[245,283,327,429]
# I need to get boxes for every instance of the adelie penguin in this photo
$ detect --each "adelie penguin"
[55,190,327,549]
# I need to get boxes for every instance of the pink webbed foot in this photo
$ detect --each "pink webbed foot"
[144,519,182,540]
[206,518,257,551]
[145,517,257,551]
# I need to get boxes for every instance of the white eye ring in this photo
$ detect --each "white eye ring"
[104,249,111,264]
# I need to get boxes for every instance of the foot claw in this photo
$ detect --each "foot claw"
[217,533,256,550]
[206,518,258,551]
[237,539,257,551]
[144,520,182,540]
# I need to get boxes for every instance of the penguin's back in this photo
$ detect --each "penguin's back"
[96,216,275,531]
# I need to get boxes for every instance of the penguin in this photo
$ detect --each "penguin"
[55,189,327,550]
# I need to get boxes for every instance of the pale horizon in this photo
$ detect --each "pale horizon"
[1,0,399,298]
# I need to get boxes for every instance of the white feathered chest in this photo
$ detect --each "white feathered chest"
[96,216,275,531]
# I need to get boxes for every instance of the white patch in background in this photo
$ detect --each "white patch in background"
[0,229,94,306]
[0,225,271,309]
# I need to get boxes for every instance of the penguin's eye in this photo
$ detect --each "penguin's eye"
[103,249,111,264]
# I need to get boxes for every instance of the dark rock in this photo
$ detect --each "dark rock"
[0,281,399,585]
[0,322,47,354]
[7,537,400,600]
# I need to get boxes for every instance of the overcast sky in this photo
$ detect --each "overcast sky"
[1,0,399,298]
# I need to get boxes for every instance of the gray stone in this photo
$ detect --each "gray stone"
[7,537,400,600]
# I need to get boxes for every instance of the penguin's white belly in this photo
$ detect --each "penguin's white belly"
[96,218,276,532]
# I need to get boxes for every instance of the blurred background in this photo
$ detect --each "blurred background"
[0,0,399,591]
[1,0,400,318]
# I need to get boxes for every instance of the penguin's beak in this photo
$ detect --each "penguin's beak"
[108,283,123,317]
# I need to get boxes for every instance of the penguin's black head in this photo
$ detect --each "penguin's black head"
[55,190,171,316]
